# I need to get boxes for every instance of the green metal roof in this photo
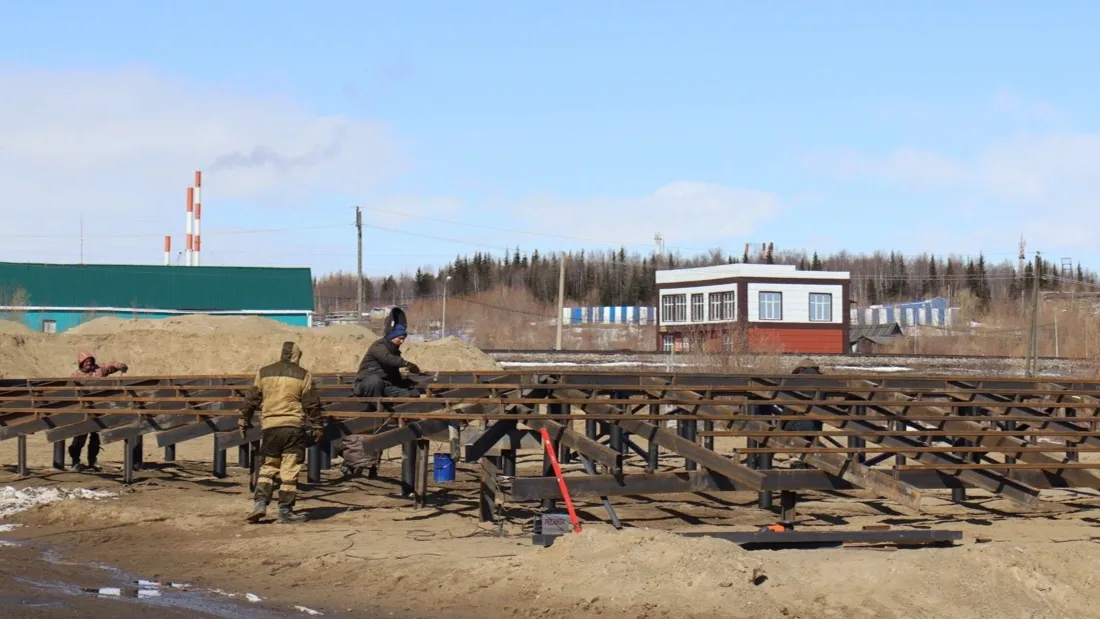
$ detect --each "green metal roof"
[0,262,314,312]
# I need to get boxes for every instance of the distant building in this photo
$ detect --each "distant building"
[0,262,314,333]
[850,296,958,328]
[562,306,657,325]
[655,263,851,354]
[849,322,905,354]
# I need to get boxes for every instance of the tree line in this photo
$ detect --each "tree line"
[312,245,1098,316]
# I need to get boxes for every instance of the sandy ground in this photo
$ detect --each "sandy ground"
[3,437,1100,619]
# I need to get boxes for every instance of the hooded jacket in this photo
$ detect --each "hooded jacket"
[239,342,324,431]
[72,352,127,378]
[355,336,412,385]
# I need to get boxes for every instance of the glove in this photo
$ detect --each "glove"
[119,364,129,374]
[311,428,325,445]
[405,362,421,375]
[238,418,251,437]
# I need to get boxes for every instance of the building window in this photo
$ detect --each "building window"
[809,293,832,322]
[661,294,687,323]
[708,291,736,321]
[662,334,675,352]
[691,294,705,322]
[759,291,782,320]
[41,320,56,334]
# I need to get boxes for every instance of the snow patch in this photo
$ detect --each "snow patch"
[0,486,117,519]
[832,365,913,373]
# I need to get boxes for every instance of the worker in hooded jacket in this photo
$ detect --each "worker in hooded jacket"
[340,324,422,479]
[69,351,129,471]
[239,342,325,524]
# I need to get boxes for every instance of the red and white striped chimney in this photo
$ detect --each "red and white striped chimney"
[193,171,202,266]
[186,186,194,266]
[164,235,171,266]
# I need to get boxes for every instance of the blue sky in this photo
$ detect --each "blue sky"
[1,1,1098,276]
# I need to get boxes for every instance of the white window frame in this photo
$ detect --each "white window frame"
[661,294,687,323]
[41,319,56,334]
[759,291,783,321]
[662,334,675,352]
[690,293,705,322]
[809,292,832,322]
[707,291,737,322]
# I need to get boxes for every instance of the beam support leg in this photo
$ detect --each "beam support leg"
[684,420,697,472]
[213,447,227,479]
[52,441,66,471]
[307,443,322,483]
[17,436,28,477]
[401,440,415,498]
[123,438,135,484]
[130,435,143,472]
[164,445,176,463]
[780,490,798,528]
[414,439,430,510]
[238,444,250,469]
[646,404,660,472]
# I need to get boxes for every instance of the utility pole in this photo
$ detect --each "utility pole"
[79,214,84,265]
[1027,251,1041,377]
[555,253,567,350]
[356,207,363,324]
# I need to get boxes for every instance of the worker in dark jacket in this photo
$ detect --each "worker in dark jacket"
[239,342,325,524]
[70,351,128,472]
[341,325,422,479]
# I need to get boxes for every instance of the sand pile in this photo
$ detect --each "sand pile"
[0,319,31,335]
[0,315,501,378]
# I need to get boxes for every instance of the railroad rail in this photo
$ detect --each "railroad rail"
[3,370,1099,544]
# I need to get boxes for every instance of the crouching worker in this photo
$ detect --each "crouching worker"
[239,342,325,524]
[341,324,422,479]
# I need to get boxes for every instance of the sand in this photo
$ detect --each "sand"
[3,455,1100,619]
[0,314,500,378]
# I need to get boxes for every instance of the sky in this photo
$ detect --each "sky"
[1,1,1099,277]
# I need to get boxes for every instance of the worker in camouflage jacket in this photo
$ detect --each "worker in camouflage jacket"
[239,342,325,524]
[69,351,128,471]
[340,324,422,479]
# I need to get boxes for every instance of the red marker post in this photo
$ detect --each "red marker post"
[539,428,582,533]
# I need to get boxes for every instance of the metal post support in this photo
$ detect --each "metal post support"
[320,438,332,470]
[746,405,760,470]
[164,445,176,463]
[130,435,143,471]
[541,404,560,511]
[52,441,66,470]
[581,454,622,529]
[401,440,415,498]
[754,406,773,509]
[780,491,798,527]
[952,406,970,503]
[609,424,624,476]
[850,406,866,464]
[1067,408,1079,463]
[307,443,322,483]
[238,445,250,469]
[501,449,517,477]
[123,438,135,484]
[1004,420,1017,465]
[17,436,28,477]
[684,420,698,472]
[213,448,227,479]
[703,420,714,451]
[414,439,430,510]
[647,404,660,472]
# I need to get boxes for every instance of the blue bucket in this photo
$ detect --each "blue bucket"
[433,453,455,483]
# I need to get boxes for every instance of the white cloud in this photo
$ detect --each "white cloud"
[990,91,1060,123]
[511,181,782,247]
[810,130,1100,254]
[0,65,406,264]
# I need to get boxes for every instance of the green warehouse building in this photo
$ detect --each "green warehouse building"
[0,262,315,333]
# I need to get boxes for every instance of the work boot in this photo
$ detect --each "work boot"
[367,466,378,480]
[339,464,359,479]
[245,500,268,523]
[277,508,306,524]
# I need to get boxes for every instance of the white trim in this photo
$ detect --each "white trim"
[656,263,849,284]
[0,306,312,316]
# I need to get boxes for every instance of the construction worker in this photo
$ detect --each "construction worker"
[69,352,128,472]
[239,342,325,524]
[341,324,422,479]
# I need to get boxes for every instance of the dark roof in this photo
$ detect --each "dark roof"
[850,322,904,343]
[0,262,313,312]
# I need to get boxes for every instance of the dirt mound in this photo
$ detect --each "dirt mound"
[0,320,31,335]
[405,336,501,371]
[66,314,298,336]
[0,315,499,378]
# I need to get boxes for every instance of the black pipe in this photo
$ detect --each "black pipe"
[307,444,322,483]
[703,420,714,451]
[130,435,143,471]
[164,445,176,463]
[238,445,250,469]
[213,448,227,479]
[401,441,415,498]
